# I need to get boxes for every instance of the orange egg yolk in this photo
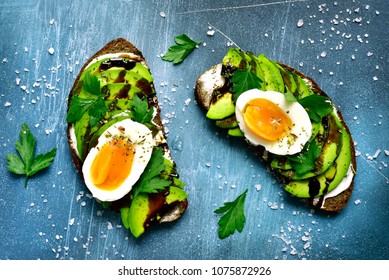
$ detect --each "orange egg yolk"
[90,138,135,190]
[243,98,293,141]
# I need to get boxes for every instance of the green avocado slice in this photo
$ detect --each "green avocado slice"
[206,92,235,120]
[284,117,352,198]
[277,113,342,180]
[122,187,188,238]
[256,54,284,92]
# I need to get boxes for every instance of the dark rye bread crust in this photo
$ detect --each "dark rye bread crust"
[66,38,187,222]
[195,62,356,212]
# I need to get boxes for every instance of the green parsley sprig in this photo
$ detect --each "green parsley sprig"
[6,123,57,187]
[298,94,333,122]
[287,140,321,175]
[130,94,154,124]
[214,189,248,239]
[131,147,171,199]
[162,34,201,64]
[66,72,108,127]
[231,66,263,101]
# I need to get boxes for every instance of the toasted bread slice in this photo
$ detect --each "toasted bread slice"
[195,50,356,212]
[66,38,187,237]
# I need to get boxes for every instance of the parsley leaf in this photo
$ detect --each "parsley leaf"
[298,95,333,122]
[231,65,263,101]
[66,72,107,127]
[83,71,102,96]
[132,147,171,198]
[6,123,57,187]
[287,140,321,175]
[214,189,248,239]
[130,94,154,124]
[162,34,201,64]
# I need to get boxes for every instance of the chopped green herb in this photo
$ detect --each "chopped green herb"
[162,34,201,64]
[6,123,57,187]
[132,147,171,198]
[214,189,248,239]
[231,65,263,101]
[298,94,333,122]
[130,94,154,124]
[66,72,108,127]
[287,140,321,175]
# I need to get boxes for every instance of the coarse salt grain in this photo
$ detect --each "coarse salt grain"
[48,47,55,55]
[297,19,304,27]
[207,30,215,36]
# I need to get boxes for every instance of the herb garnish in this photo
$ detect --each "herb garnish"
[231,65,263,101]
[162,34,201,64]
[132,147,171,198]
[214,189,248,239]
[6,123,57,187]
[287,140,321,175]
[130,94,154,124]
[298,94,333,122]
[66,72,108,127]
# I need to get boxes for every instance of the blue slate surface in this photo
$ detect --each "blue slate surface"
[0,0,388,260]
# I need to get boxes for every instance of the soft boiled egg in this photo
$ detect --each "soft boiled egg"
[82,119,153,202]
[235,89,312,155]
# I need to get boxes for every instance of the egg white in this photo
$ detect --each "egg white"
[235,89,312,155]
[82,118,154,202]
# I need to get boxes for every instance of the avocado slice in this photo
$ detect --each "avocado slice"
[274,63,298,95]
[122,187,188,238]
[256,54,284,92]
[277,113,342,180]
[222,48,250,69]
[215,115,238,129]
[206,92,235,120]
[284,117,352,198]
[292,72,313,98]
[228,127,244,137]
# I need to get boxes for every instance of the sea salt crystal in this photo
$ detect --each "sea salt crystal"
[4,102,11,107]
[48,47,55,55]
[49,18,55,25]
[159,11,166,18]
[297,19,304,27]
[384,150,389,156]
[373,149,382,159]
[354,199,361,205]
[320,51,327,58]
[207,30,215,36]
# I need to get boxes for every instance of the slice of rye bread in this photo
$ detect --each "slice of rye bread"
[66,38,187,222]
[195,63,356,212]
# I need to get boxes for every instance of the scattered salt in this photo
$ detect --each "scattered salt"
[373,149,382,159]
[207,30,215,36]
[297,19,304,27]
[48,47,55,55]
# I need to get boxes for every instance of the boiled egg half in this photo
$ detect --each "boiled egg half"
[235,89,312,155]
[82,119,153,202]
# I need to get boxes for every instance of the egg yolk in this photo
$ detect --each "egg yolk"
[243,98,293,141]
[90,138,135,190]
